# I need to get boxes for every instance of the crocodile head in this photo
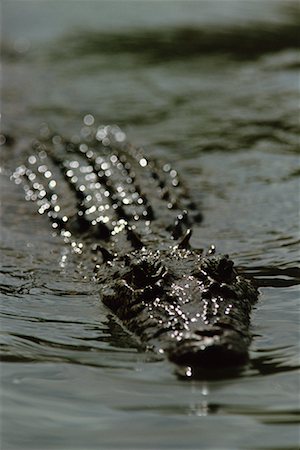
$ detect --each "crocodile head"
[163,252,257,369]
[99,245,258,371]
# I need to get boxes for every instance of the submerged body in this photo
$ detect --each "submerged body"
[13,123,258,372]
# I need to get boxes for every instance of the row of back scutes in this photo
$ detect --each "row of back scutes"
[12,131,155,253]
[12,123,202,252]
[92,125,201,240]
[12,140,79,237]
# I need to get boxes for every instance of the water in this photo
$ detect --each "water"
[1,1,300,449]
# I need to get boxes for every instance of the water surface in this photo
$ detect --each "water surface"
[1,1,300,449]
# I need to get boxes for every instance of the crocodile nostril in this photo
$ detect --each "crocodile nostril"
[194,329,223,337]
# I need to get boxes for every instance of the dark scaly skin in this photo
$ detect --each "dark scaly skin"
[12,123,258,372]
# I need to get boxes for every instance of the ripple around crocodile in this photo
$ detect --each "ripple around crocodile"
[12,122,259,377]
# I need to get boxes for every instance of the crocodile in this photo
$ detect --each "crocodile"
[12,122,258,373]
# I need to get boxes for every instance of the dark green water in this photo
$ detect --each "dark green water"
[1,1,300,449]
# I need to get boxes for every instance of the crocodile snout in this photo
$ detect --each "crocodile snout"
[167,329,249,368]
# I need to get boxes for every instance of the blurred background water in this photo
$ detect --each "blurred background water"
[1,1,300,449]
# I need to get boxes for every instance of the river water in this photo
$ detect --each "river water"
[1,1,300,449]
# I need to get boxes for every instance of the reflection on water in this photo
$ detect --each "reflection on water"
[1,0,300,449]
[48,21,300,62]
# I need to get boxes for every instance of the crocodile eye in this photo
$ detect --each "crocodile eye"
[217,257,234,281]
[126,259,168,289]
[194,256,235,283]
[192,267,207,282]
[131,262,151,288]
